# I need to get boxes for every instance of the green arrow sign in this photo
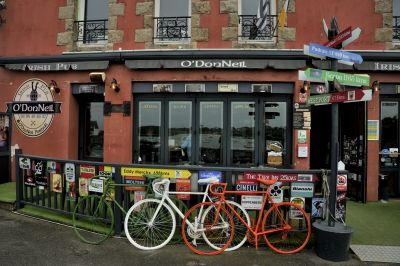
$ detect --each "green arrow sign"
[304,68,370,87]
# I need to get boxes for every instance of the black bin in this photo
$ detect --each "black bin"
[313,221,353,262]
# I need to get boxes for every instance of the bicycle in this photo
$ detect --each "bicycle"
[72,174,163,244]
[182,178,311,255]
[124,177,250,254]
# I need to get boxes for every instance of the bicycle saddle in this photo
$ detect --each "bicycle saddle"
[198,177,220,185]
[257,178,277,186]
[152,178,170,196]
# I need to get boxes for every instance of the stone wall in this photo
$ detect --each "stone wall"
[374,0,395,49]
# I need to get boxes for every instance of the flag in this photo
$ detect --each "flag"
[277,0,290,28]
[256,0,270,31]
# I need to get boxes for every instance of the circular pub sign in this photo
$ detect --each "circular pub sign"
[10,79,61,137]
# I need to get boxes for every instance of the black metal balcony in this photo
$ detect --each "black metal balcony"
[74,19,108,43]
[154,16,190,42]
[239,15,277,41]
[393,16,400,41]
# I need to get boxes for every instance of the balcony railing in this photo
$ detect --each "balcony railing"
[74,19,108,43]
[394,16,400,41]
[154,16,190,42]
[239,15,277,41]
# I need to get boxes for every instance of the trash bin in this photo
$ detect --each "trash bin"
[313,221,353,262]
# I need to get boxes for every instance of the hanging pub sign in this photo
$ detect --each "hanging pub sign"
[7,79,62,137]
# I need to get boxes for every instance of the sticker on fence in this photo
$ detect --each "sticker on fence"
[51,173,63,193]
[176,178,191,200]
[290,197,305,219]
[80,165,96,178]
[134,191,146,204]
[19,157,31,169]
[79,177,89,196]
[124,176,146,191]
[64,163,75,182]
[89,178,104,193]
[312,198,326,218]
[291,182,314,197]
[241,195,263,210]
[236,180,258,191]
[199,170,222,182]
[98,165,115,178]
[337,174,347,191]
[268,182,283,203]
[336,192,347,220]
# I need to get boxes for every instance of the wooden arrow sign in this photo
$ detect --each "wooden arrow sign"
[307,89,372,105]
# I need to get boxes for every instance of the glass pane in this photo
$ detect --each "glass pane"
[199,102,223,165]
[86,0,108,20]
[168,101,192,164]
[242,0,261,15]
[160,0,189,16]
[85,103,104,159]
[381,101,399,150]
[264,102,286,166]
[231,102,255,166]
[138,102,161,164]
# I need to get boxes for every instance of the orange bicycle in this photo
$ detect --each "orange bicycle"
[182,179,311,255]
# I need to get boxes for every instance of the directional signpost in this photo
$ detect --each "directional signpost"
[304,43,363,65]
[307,89,372,105]
[324,26,352,48]
[299,68,370,87]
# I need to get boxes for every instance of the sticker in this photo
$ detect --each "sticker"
[80,165,96,178]
[199,171,222,182]
[268,182,283,203]
[336,192,347,220]
[78,178,89,196]
[337,174,347,191]
[51,173,63,193]
[134,191,146,204]
[124,176,146,191]
[236,180,258,191]
[98,165,115,178]
[24,170,36,187]
[241,195,263,210]
[312,198,326,218]
[64,163,75,182]
[176,178,191,200]
[244,172,315,183]
[290,197,305,219]
[66,181,77,200]
[291,182,314,197]
[46,161,57,173]
[89,178,104,193]
[19,157,31,169]
[33,160,44,176]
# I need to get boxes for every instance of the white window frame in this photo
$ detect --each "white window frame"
[154,0,191,44]
[238,0,277,44]
[393,0,400,43]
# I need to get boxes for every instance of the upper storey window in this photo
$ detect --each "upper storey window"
[75,0,109,44]
[154,0,191,43]
[239,0,276,42]
[394,0,400,42]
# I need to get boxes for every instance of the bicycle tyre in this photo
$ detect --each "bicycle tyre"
[182,202,234,255]
[216,200,250,251]
[262,202,311,254]
[72,195,114,245]
[124,198,176,250]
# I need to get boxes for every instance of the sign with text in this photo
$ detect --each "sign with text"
[236,180,258,191]
[291,182,314,197]
[121,167,191,179]
[300,68,370,87]
[323,26,352,48]
[337,174,348,191]
[304,43,363,65]
[307,89,372,106]
[124,176,146,191]
[241,195,263,210]
[244,172,315,183]
[176,178,191,200]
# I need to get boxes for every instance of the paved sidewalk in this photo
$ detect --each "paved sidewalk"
[0,208,392,266]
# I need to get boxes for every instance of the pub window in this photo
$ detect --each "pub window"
[238,0,277,42]
[154,0,191,43]
[75,0,109,44]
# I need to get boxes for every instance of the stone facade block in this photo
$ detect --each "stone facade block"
[375,0,392,13]
[220,1,237,14]
[57,32,74,45]
[193,1,211,14]
[59,6,74,20]
[191,15,201,28]
[136,2,154,16]
[144,15,154,28]
[382,13,392,28]
[375,28,393,42]
[135,28,153,42]
[228,14,238,26]
[64,19,74,31]
[222,27,238,40]
[110,3,125,16]
[108,30,124,43]
[192,28,208,41]
[279,27,296,41]
[108,17,118,30]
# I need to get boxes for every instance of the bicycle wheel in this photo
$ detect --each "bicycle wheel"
[182,202,234,255]
[223,200,250,251]
[72,195,114,245]
[262,202,311,254]
[124,198,176,250]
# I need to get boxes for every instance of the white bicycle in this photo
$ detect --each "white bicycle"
[124,177,250,253]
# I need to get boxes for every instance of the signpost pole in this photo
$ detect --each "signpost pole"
[329,59,339,227]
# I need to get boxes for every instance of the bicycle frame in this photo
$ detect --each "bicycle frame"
[211,185,289,249]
